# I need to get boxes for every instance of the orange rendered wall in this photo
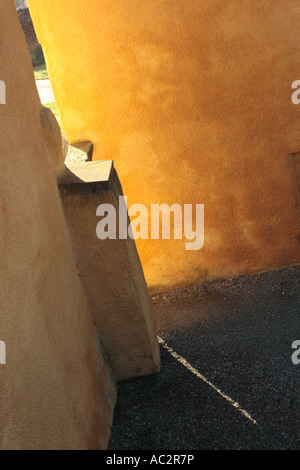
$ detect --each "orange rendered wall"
[28,0,300,292]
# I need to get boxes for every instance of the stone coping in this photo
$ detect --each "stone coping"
[59,160,114,194]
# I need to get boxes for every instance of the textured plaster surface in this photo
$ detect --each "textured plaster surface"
[28,0,300,292]
[59,161,161,380]
[0,1,115,450]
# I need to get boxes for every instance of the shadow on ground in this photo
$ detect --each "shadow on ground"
[108,266,300,450]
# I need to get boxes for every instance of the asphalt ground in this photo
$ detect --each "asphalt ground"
[108,265,300,450]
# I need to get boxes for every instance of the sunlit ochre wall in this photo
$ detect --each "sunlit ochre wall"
[28,0,300,292]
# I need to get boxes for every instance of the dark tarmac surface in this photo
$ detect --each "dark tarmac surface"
[108,266,300,450]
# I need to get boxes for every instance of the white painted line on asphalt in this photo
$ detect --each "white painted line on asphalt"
[158,336,257,425]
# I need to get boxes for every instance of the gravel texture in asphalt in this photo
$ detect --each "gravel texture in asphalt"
[108,266,300,450]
